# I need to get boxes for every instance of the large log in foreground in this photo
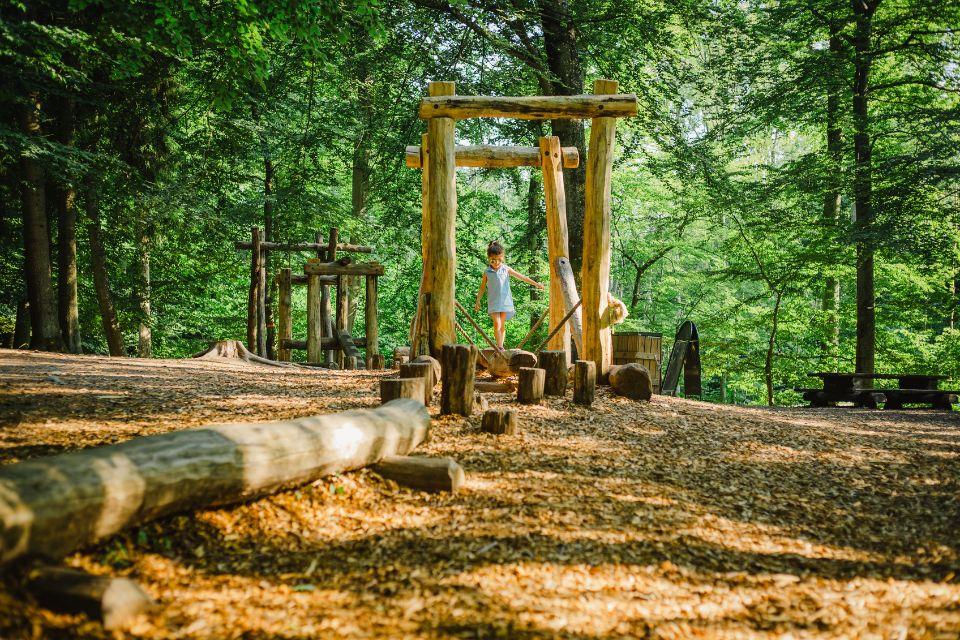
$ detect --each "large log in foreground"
[0,399,430,565]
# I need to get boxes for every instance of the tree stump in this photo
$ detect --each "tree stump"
[481,409,518,435]
[573,360,596,406]
[372,456,465,493]
[609,363,652,401]
[537,350,568,396]
[517,367,545,404]
[367,354,385,370]
[400,361,434,406]
[441,344,478,416]
[344,355,358,370]
[380,377,426,405]
[413,354,442,384]
[508,349,537,373]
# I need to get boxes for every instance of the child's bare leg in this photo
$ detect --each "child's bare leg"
[491,312,505,349]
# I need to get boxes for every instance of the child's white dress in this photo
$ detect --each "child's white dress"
[485,264,515,320]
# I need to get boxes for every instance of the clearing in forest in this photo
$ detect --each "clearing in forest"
[0,350,958,639]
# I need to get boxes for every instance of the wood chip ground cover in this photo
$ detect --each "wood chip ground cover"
[0,350,958,638]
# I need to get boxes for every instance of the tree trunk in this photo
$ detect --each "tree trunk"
[539,0,586,277]
[263,147,274,360]
[852,0,877,375]
[13,299,30,348]
[765,291,783,406]
[85,176,124,356]
[821,28,842,362]
[0,399,430,565]
[19,91,61,351]
[50,95,81,353]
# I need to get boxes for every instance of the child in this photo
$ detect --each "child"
[474,241,544,349]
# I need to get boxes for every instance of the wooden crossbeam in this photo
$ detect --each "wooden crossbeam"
[303,261,385,277]
[419,94,638,120]
[235,241,374,254]
[404,144,579,169]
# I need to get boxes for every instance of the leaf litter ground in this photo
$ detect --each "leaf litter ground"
[0,350,958,639]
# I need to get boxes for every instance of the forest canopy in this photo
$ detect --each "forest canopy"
[2,0,958,405]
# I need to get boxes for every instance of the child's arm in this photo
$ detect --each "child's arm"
[474,272,488,312]
[507,266,545,290]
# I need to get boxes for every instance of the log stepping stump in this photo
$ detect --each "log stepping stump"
[537,350,568,396]
[373,455,465,493]
[380,377,426,405]
[573,360,596,406]
[27,565,154,631]
[399,361,434,406]
[481,408,518,435]
[517,367,545,404]
[609,363,652,401]
[413,354,442,384]
[441,344,478,416]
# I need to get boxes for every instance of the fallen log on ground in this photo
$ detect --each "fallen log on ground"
[372,456,464,493]
[474,380,516,393]
[27,565,154,630]
[0,399,430,565]
[478,348,537,377]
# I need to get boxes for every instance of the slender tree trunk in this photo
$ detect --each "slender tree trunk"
[84,175,124,356]
[765,291,783,406]
[539,0,586,278]
[50,95,81,353]
[137,226,152,357]
[262,131,275,360]
[19,91,61,351]
[821,29,842,361]
[852,0,877,375]
[346,42,371,337]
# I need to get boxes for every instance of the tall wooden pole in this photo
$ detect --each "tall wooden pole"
[539,135,571,362]
[411,133,431,358]
[336,274,348,369]
[426,82,457,357]
[316,231,333,365]
[365,275,379,368]
[246,226,261,353]
[306,273,322,364]
[277,268,292,362]
[582,79,618,378]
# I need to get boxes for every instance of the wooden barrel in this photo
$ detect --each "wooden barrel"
[612,331,662,394]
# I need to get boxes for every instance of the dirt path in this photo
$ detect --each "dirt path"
[1,350,958,639]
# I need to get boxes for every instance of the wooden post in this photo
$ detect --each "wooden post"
[246,226,261,352]
[537,350,568,396]
[540,136,571,361]
[481,409,518,435]
[335,274,348,369]
[257,264,267,356]
[306,273,323,364]
[365,275,379,369]
[316,231,334,365]
[369,354,385,370]
[277,268,292,362]
[440,343,477,416]
[582,79,619,378]
[400,361,434,406]
[380,378,425,404]
[573,360,596,406]
[411,132,431,359]
[517,367,545,404]
[427,82,457,357]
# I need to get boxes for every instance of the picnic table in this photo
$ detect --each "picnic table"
[797,373,957,410]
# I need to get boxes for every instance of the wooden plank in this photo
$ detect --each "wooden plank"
[0,400,430,565]
[246,226,261,352]
[541,136,571,360]
[581,81,619,377]
[235,241,373,254]
[303,261,384,277]
[419,93,639,120]
[405,144,579,169]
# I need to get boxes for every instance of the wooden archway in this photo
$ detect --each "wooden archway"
[406,80,637,376]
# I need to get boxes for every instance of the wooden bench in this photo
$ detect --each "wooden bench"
[801,373,955,410]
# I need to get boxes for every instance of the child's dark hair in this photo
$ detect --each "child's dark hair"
[487,241,504,256]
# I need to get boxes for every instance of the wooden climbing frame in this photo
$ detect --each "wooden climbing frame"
[405,80,637,376]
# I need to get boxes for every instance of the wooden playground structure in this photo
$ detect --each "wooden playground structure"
[236,226,384,368]
[407,80,638,377]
